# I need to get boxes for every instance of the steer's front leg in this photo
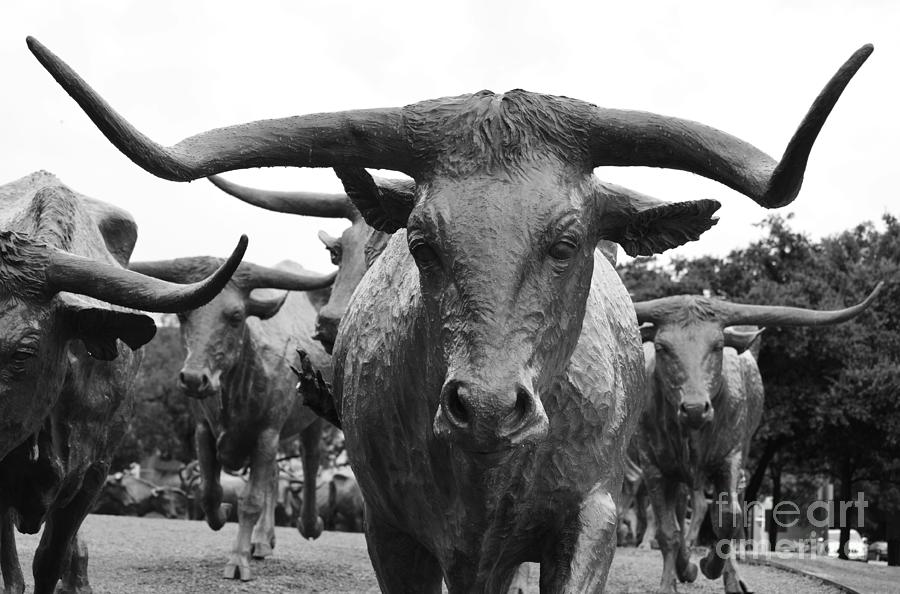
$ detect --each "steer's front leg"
[297,418,324,540]
[0,509,24,594]
[644,470,697,594]
[700,454,750,594]
[541,484,618,593]
[225,428,279,581]
[33,463,105,594]
[196,422,228,530]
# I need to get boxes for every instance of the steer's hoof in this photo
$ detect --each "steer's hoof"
[699,557,722,580]
[223,557,251,581]
[299,516,325,540]
[737,579,753,594]
[679,561,698,583]
[250,541,273,559]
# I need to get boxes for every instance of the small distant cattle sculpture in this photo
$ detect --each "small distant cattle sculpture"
[93,473,189,519]
[634,287,881,593]
[29,37,873,591]
[127,257,334,580]
[0,171,244,594]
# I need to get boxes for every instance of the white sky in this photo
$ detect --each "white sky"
[2,1,898,273]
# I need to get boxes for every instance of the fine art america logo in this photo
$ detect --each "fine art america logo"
[714,493,869,559]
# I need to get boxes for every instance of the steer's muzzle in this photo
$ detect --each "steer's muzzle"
[678,401,714,429]
[178,368,216,399]
[433,377,549,451]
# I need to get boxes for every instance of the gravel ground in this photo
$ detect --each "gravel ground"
[12,514,839,593]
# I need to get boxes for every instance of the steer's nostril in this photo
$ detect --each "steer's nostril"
[679,403,689,415]
[445,384,470,424]
[704,402,711,413]
[511,387,533,422]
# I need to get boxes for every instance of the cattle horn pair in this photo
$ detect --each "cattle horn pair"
[46,235,248,313]
[27,36,871,211]
[634,282,884,327]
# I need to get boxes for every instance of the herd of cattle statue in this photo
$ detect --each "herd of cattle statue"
[0,35,880,593]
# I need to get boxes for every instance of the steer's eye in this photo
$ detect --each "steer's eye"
[11,350,35,363]
[7,346,36,376]
[327,247,342,265]
[411,243,439,268]
[549,240,578,261]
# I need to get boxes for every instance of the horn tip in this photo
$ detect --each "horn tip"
[25,36,42,52]
[236,234,249,253]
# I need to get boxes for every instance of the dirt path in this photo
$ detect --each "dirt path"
[12,515,839,593]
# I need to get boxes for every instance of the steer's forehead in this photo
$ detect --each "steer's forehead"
[414,167,588,230]
[406,90,596,176]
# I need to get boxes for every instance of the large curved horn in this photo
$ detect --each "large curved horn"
[47,236,248,313]
[632,298,674,325]
[241,263,337,292]
[589,45,873,208]
[720,282,883,327]
[208,175,354,219]
[27,37,412,180]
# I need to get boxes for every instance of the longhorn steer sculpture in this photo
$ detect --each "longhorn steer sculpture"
[127,257,334,580]
[0,171,244,594]
[634,287,882,593]
[28,37,873,591]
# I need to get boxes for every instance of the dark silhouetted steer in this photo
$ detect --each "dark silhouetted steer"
[29,37,873,591]
[0,170,244,594]
[634,287,881,593]
[127,257,334,580]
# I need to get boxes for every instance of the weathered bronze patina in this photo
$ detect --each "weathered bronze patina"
[127,257,334,580]
[28,37,872,591]
[0,171,245,594]
[634,286,881,593]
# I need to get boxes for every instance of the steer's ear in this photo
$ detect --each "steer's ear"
[639,323,657,343]
[334,167,416,233]
[246,290,289,320]
[58,297,157,360]
[723,326,764,355]
[597,183,721,257]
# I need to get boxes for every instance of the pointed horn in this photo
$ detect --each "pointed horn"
[241,262,337,292]
[589,45,873,208]
[27,37,412,180]
[208,175,354,219]
[632,299,670,325]
[721,282,883,327]
[47,236,247,313]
